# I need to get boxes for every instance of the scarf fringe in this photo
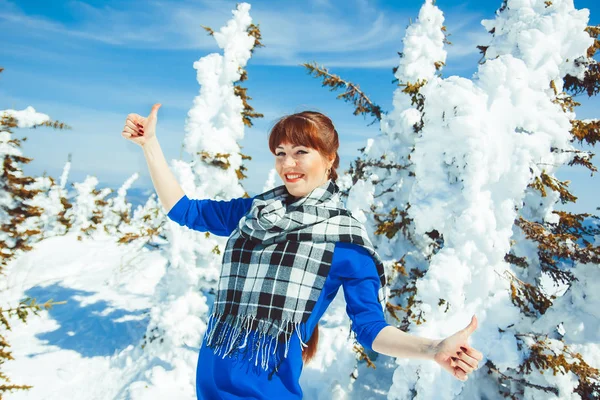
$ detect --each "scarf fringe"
[204,312,307,372]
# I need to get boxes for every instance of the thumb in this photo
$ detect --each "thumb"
[148,103,162,121]
[463,315,478,335]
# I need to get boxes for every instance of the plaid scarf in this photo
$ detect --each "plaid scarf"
[203,180,387,372]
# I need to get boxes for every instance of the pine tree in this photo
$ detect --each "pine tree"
[21,157,75,241]
[0,298,66,397]
[61,175,112,240]
[116,190,169,248]
[498,18,600,399]
[111,4,265,396]
[304,0,449,386]
[0,68,68,397]
[0,106,70,270]
[304,0,599,398]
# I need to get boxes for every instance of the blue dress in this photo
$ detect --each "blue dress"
[167,194,390,399]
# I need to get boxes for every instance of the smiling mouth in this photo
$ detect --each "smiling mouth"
[285,173,304,182]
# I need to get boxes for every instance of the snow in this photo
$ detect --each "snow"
[1,106,50,128]
[346,0,598,398]
[262,168,277,192]
[1,0,599,399]
[1,233,168,399]
[394,1,447,84]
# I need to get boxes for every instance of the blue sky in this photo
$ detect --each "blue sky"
[1,0,598,213]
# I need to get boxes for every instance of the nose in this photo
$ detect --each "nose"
[282,155,296,168]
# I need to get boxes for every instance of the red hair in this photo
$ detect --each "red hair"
[268,110,341,364]
[268,111,340,181]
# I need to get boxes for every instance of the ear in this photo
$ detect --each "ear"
[328,154,336,167]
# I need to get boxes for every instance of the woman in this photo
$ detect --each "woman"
[121,104,483,399]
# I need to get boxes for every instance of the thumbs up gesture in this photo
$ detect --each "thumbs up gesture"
[433,315,483,381]
[121,103,162,146]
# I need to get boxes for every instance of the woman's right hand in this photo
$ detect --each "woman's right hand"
[121,103,162,146]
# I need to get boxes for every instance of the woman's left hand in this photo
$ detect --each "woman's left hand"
[432,315,483,381]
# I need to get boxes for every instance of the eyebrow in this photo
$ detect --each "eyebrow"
[276,145,305,149]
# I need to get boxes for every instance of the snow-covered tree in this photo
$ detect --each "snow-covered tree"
[110,3,265,397]
[0,105,71,270]
[306,0,599,398]
[116,189,170,249]
[22,160,74,240]
[63,175,112,240]
[99,173,137,237]
[0,69,69,397]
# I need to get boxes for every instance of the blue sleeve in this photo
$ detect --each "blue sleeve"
[335,243,390,351]
[166,194,254,236]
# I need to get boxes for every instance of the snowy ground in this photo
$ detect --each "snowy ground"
[1,230,398,400]
[1,232,168,399]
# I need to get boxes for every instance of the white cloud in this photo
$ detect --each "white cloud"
[0,6,123,45]
[2,0,410,69]
[304,55,401,68]
[253,9,403,53]
[3,69,194,114]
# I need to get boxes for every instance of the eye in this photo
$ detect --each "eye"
[297,150,308,154]
[276,152,285,156]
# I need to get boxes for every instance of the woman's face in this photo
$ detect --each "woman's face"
[274,142,333,198]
